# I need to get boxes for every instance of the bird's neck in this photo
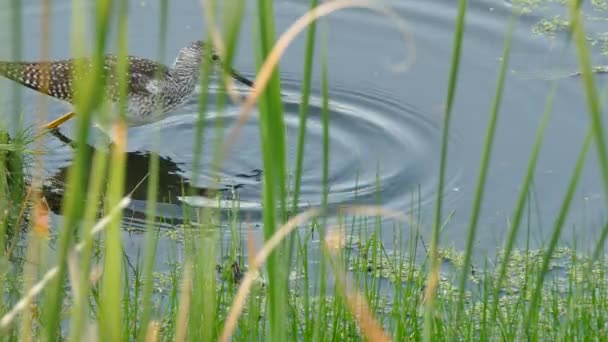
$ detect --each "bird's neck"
[171,49,207,84]
[170,61,202,91]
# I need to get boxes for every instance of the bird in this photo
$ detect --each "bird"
[0,40,255,131]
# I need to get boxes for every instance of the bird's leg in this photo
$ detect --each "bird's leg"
[43,112,75,130]
[49,127,78,149]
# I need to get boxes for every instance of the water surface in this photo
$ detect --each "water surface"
[0,0,606,260]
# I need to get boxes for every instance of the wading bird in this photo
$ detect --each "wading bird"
[0,40,254,131]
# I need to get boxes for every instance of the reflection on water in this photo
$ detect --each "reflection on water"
[41,129,263,226]
[41,71,452,228]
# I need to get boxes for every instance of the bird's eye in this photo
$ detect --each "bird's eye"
[211,54,219,61]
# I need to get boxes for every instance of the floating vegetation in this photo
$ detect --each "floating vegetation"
[592,0,608,12]
[595,32,608,55]
[511,0,568,15]
[532,15,570,37]
[136,227,608,340]
[515,0,608,56]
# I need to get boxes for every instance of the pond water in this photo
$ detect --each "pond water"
[0,0,606,262]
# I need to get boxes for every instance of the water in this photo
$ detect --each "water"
[0,0,606,260]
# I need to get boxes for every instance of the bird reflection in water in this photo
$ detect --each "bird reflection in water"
[41,129,262,224]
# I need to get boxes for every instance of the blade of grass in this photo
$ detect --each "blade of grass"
[525,127,592,338]
[137,0,169,339]
[220,208,321,342]
[312,28,330,342]
[255,1,288,340]
[44,0,115,337]
[68,149,109,341]
[197,1,246,339]
[175,262,192,342]
[0,135,8,317]
[490,80,559,329]
[19,196,48,342]
[291,0,319,214]
[288,0,319,295]
[320,19,330,233]
[321,236,391,342]
[99,0,129,339]
[9,0,22,129]
[425,0,468,339]
[20,1,52,336]
[186,29,213,342]
[567,0,608,210]
[185,16,215,335]
[0,196,130,331]
[455,13,516,325]
[0,0,23,317]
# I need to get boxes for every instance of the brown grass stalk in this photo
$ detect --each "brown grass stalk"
[219,208,321,342]
[219,203,416,341]
[175,262,193,342]
[199,0,246,105]
[219,0,415,165]
[0,196,131,330]
[323,230,392,341]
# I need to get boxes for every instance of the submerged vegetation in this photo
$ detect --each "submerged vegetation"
[0,0,607,341]
[519,0,608,55]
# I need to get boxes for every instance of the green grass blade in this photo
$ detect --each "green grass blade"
[490,81,559,328]
[68,149,109,341]
[9,0,22,127]
[312,27,330,342]
[525,127,592,337]
[255,1,288,339]
[43,0,115,338]
[137,0,169,339]
[321,26,330,235]
[288,0,319,285]
[99,0,129,339]
[456,13,516,324]
[291,0,319,215]
[425,0,468,339]
[567,0,608,209]
[186,29,213,342]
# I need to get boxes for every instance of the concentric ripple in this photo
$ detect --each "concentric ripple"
[125,74,461,215]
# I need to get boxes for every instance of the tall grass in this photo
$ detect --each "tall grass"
[137,1,168,339]
[425,0,468,339]
[254,1,289,341]
[0,0,607,341]
[456,13,516,330]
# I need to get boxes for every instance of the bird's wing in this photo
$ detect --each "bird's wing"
[0,60,78,101]
[0,55,170,102]
[100,55,170,101]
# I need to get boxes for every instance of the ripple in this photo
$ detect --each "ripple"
[127,74,462,215]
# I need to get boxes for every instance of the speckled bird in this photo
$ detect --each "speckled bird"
[0,40,254,129]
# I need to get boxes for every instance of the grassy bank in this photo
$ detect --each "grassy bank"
[0,0,607,341]
[2,200,608,340]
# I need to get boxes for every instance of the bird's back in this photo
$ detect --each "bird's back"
[0,55,170,103]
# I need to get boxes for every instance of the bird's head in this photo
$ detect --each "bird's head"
[174,40,253,88]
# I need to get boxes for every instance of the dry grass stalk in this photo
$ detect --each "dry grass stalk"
[175,262,193,342]
[145,321,161,342]
[0,197,131,330]
[220,202,411,341]
[323,230,392,341]
[219,208,321,342]
[199,0,245,105]
[220,0,415,165]
[346,292,392,342]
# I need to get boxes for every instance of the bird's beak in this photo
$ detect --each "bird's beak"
[230,68,254,88]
